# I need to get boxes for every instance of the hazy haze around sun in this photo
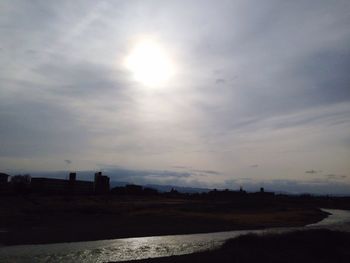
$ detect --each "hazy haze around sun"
[125,38,175,87]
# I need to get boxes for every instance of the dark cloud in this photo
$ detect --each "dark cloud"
[191,169,221,175]
[250,164,259,168]
[171,166,221,175]
[148,171,192,178]
[172,166,192,169]
[305,170,318,174]
[305,170,347,182]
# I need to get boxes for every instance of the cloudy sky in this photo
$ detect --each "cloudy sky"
[1,0,350,194]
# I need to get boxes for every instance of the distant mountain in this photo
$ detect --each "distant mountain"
[145,184,212,193]
[110,181,212,193]
[110,181,130,188]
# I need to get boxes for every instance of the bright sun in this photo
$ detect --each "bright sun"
[125,39,175,87]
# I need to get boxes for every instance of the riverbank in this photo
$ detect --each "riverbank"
[119,229,350,263]
[0,194,328,246]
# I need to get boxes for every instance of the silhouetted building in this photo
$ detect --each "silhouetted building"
[0,173,10,184]
[10,174,31,193]
[69,172,76,182]
[111,185,158,195]
[94,172,110,194]
[207,188,247,199]
[11,174,31,184]
[253,187,275,198]
[168,188,180,196]
[30,172,110,194]
[30,176,93,194]
[31,177,73,194]
[0,173,10,193]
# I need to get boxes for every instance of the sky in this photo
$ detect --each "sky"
[1,0,350,194]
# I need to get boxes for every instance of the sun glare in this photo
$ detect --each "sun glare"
[125,39,175,87]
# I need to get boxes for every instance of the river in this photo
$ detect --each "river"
[0,209,349,263]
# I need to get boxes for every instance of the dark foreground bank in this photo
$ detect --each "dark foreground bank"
[119,229,350,263]
[0,195,328,245]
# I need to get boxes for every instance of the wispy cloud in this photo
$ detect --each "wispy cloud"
[325,174,347,180]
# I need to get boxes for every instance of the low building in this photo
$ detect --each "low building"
[31,177,74,194]
[10,174,31,193]
[0,173,10,184]
[0,173,10,193]
[94,172,110,194]
[30,172,109,194]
